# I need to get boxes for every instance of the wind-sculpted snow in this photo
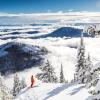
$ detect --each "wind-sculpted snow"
[0,42,48,75]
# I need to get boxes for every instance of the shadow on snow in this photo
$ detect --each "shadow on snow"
[43,83,73,100]
[68,85,85,95]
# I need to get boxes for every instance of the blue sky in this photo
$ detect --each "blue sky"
[0,0,100,13]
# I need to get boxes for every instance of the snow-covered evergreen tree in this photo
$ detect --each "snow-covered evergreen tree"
[75,33,86,84]
[89,79,100,100]
[86,25,96,36]
[86,60,100,100]
[0,75,13,100]
[87,63,100,99]
[20,77,27,89]
[84,54,95,88]
[87,61,100,90]
[84,54,93,84]
[36,60,58,83]
[12,74,21,96]
[60,64,66,83]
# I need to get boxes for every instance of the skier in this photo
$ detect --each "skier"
[31,75,35,88]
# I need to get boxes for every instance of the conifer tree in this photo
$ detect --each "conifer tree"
[88,71,100,100]
[60,64,66,83]
[75,32,86,83]
[85,61,100,99]
[85,57,99,89]
[89,79,100,100]
[87,63,100,99]
[36,60,58,83]
[84,54,94,87]
[12,74,21,96]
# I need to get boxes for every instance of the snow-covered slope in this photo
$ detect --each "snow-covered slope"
[14,83,90,100]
